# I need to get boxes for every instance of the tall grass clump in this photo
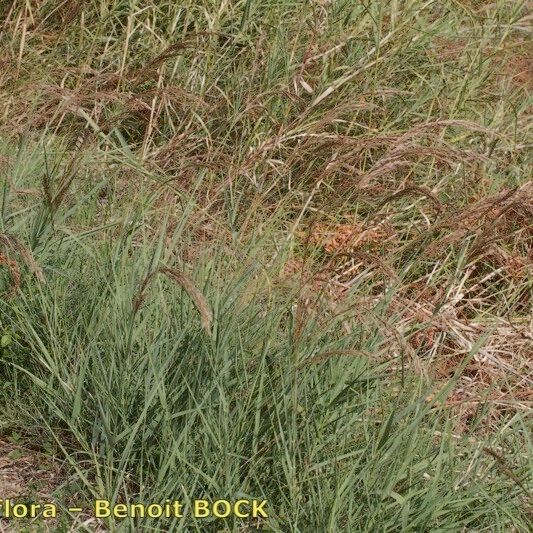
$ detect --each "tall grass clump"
[1,151,530,530]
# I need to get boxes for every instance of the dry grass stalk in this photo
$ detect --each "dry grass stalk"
[159,267,213,336]
[134,265,212,336]
[0,233,45,284]
[378,185,443,215]
[0,252,21,297]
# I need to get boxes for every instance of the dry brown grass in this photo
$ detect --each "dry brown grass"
[0,0,531,528]
[284,175,532,434]
[133,265,212,335]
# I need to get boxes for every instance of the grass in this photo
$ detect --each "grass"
[0,0,532,531]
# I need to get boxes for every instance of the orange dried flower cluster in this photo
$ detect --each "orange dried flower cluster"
[308,217,394,255]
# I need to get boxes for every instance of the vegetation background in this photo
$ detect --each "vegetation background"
[0,0,531,531]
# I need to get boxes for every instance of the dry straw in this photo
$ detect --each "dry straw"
[133,265,212,336]
[0,234,45,297]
